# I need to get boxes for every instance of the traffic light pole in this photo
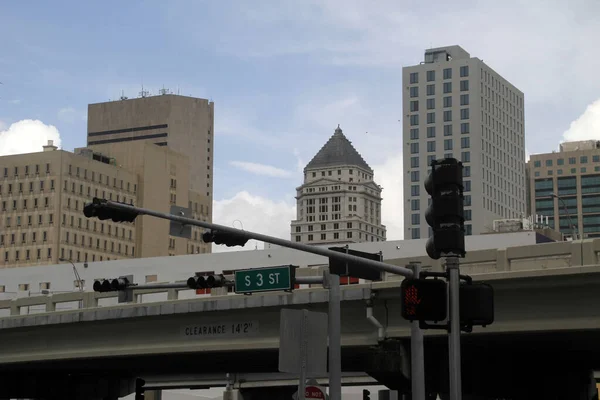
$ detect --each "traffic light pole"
[446,256,462,400]
[409,262,426,400]
[97,200,415,278]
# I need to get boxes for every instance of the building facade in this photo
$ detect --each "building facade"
[87,94,214,197]
[402,45,526,239]
[290,126,386,245]
[528,140,600,239]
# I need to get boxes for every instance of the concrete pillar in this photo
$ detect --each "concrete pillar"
[223,389,244,400]
[167,289,178,300]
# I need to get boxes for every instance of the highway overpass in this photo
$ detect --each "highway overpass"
[1,238,600,399]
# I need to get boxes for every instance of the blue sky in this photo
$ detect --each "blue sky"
[2,0,600,247]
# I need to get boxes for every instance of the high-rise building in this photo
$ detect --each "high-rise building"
[87,94,214,196]
[402,45,526,238]
[290,126,386,245]
[528,140,600,239]
[0,140,211,268]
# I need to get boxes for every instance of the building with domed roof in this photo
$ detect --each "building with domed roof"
[290,125,386,245]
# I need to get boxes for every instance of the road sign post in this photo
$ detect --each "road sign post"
[235,265,295,294]
[409,263,426,400]
[446,256,462,400]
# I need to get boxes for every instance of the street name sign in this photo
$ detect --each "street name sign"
[234,265,296,294]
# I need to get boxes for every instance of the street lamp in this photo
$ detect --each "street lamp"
[59,258,84,309]
[551,193,578,240]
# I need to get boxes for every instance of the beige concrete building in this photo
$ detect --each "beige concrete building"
[402,45,526,239]
[528,140,600,239]
[0,137,211,268]
[87,94,214,197]
[290,126,386,245]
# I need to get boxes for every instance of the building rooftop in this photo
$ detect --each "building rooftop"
[305,125,372,172]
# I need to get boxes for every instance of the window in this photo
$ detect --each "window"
[461,151,471,162]
[460,80,469,91]
[411,214,420,225]
[410,128,419,140]
[461,123,470,134]
[569,157,576,164]
[444,139,453,150]
[558,158,565,165]
[464,195,471,206]
[426,84,435,96]
[581,156,588,163]
[427,155,436,165]
[443,96,452,108]
[534,160,541,168]
[460,66,469,77]
[427,112,435,124]
[411,199,420,210]
[427,141,436,152]
[460,108,470,120]
[409,72,418,84]
[461,137,470,148]
[443,82,452,93]
[410,171,420,183]
[411,228,420,239]
[443,68,452,79]
[463,166,471,177]
[411,185,419,196]
[426,70,435,81]
[411,157,419,168]
[410,86,419,98]
[464,181,471,192]
[444,125,452,136]
[410,143,419,154]
[444,110,452,122]
[460,94,469,105]
[426,98,435,109]
[410,115,419,126]
[465,225,472,235]
[545,160,553,167]
[410,101,419,112]
[427,126,435,138]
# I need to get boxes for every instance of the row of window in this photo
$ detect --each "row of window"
[1,231,49,245]
[309,169,372,180]
[408,109,470,126]
[2,164,51,178]
[533,155,600,168]
[2,196,52,211]
[295,232,382,242]
[409,81,470,98]
[67,164,137,193]
[294,222,382,235]
[409,124,471,141]
[0,179,56,195]
[408,66,469,84]
[409,94,470,112]
[411,225,472,239]
[534,166,600,177]
[410,138,471,155]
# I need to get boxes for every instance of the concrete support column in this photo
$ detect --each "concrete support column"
[167,289,178,300]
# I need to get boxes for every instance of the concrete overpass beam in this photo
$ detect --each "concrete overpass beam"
[240,386,295,400]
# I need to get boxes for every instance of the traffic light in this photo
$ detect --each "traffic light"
[93,275,135,303]
[362,389,370,400]
[202,230,249,247]
[424,158,466,260]
[187,274,227,289]
[400,278,447,322]
[460,282,494,327]
[83,197,139,223]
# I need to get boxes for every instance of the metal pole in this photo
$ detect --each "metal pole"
[552,193,578,240]
[99,200,414,278]
[446,257,462,400]
[325,271,342,400]
[298,310,308,400]
[410,262,426,400]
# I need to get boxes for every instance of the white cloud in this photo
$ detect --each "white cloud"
[373,154,405,240]
[562,98,600,142]
[229,160,293,178]
[0,119,61,156]
[211,191,296,252]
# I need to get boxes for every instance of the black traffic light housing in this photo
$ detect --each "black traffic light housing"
[460,282,494,328]
[93,275,135,303]
[83,197,139,223]
[424,158,466,260]
[187,274,227,289]
[202,230,249,247]
[400,278,447,322]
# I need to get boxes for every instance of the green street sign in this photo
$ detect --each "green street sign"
[234,265,296,294]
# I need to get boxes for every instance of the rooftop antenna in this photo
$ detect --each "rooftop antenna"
[139,83,149,98]
[119,90,128,101]
[159,85,170,96]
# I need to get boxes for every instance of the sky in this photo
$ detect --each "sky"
[2,0,600,256]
